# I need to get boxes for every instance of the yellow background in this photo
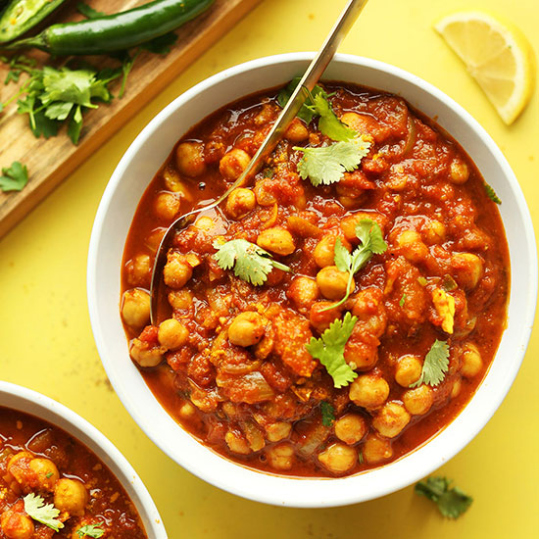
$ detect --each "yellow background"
[1,0,538,536]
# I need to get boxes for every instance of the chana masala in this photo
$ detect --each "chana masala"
[0,408,147,538]
[120,81,509,477]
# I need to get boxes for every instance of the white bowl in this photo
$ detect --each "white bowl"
[87,53,537,507]
[0,381,167,537]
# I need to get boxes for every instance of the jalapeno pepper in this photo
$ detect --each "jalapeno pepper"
[0,0,67,43]
[3,0,215,55]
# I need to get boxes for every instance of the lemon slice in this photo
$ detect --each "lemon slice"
[434,11,536,124]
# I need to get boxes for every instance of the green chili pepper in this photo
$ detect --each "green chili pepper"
[3,0,215,55]
[0,0,67,43]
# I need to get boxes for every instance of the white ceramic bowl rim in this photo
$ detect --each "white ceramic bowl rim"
[88,52,537,508]
[0,381,167,537]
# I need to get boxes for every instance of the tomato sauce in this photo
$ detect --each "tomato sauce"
[120,82,509,477]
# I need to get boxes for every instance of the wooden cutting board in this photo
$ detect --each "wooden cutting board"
[0,0,262,239]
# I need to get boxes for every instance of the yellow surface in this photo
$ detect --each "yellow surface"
[1,0,538,537]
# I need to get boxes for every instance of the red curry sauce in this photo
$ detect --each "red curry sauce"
[0,408,147,538]
[120,82,509,477]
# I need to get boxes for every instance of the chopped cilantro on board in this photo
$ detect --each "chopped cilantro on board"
[321,219,387,312]
[0,161,28,192]
[409,340,450,388]
[306,312,358,388]
[213,239,290,286]
[415,476,473,519]
[294,137,371,187]
[23,493,63,532]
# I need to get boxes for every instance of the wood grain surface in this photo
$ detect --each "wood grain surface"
[0,0,261,239]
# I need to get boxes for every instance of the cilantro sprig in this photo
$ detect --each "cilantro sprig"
[278,78,356,141]
[23,493,63,532]
[76,524,105,538]
[294,137,371,187]
[0,161,28,192]
[213,239,290,286]
[415,476,473,519]
[410,339,450,388]
[306,312,358,388]
[321,219,387,312]
[320,401,335,427]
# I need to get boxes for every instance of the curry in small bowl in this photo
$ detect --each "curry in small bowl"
[119,79,509,478]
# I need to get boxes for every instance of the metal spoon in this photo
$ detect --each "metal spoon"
[150,0,370,323]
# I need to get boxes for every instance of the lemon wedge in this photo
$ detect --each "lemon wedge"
[434,11,536,124]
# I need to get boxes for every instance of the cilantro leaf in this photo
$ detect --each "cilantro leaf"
[23,493,63,532]
[321,219,388,312]
[76,2,106,19]
[213,239,290,286]
[310,92,357,141]
[399,294,407,307]
[277,77,329,124]
[415,476,473,519]
[484,182,501,204]
[306,312,358,388]
[294,137,371,187]
[0,161,29,192]
[410,340,450,388]
[76,524,105,538]
[320,401,335,427]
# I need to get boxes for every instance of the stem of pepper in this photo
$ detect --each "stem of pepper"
[1,35,48,52]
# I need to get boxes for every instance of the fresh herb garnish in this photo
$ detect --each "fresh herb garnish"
[399,294,407,307]
[441,274,458,291]
[0,55,36,86]
[76,2,106,19]
[321,219,387,312]
[484,182,501,204]
[415,476,473,519]
[409,340,450,388]
[294,137,371,187]
[320,401,335,427]
[0,161,29,192]
[306,312,358,388]
[278,77,356,141]
[213,239,290,286]
[23,493,63,532]
[76,524,105,538]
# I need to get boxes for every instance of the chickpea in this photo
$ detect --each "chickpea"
[396,230,429,263]
[362,434,393,464]
[29,458,59,491]
[257,227,295,256]
[372,402,411,438]
[225,188,256,219]
[451,253,483,290]
[176,141,206,177]
[395,355,422,387]
[316,266,353,300]
[288,276,319,311]
[158,319,189,350]
[1,510,34,539]
[422,219,446,245]
[178,401,196,420]
[54,478,88,517]
[403,385,434,415]
[228,312,267,347]
[341,212,387,242]
[121,289,151,329]
[127,254,151,286]
[309,301,341,333]
[460,343,483,378]
[318,443,357,475]
[314,235,347,268]
[144,227,167,254]
[163,252,193,289]
[341,112,377,136]
[449,158,470,184]
[344,341,378,370]
[334,414,367,445]
[266,443,294,471]
[451,377,462,399]
[349,374,389,409]
[168,290,193,311]
[285,118,309,142]
[225,430,251,455]
[129,338,165,368]
[154,192,180,221]
[265,422,292,443]
[194,216,216,233]
[219,148,251,181]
